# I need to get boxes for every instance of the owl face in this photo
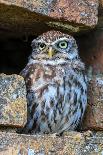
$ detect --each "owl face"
[30,31,79,65]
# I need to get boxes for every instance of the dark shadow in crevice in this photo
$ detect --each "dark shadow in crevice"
[0,35,36,74]
[0,28,103,75]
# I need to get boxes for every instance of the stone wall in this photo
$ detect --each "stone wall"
[0,0,99,38]
[0,0,103,154]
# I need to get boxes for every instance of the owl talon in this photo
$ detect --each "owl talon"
[62,131,71,136]
[49,133,59,137]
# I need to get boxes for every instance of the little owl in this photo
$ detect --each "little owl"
[20,30,87,134]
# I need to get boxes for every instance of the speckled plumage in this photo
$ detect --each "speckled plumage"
[20,30,87,134]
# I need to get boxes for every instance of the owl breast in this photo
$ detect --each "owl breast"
[22,62,87,134]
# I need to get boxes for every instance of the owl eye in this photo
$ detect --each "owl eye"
[39,43,46,50]
[58,41,68,49]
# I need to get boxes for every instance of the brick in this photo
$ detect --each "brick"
[0,131,103,154]
[0,0,98,27]
[0,0,99,37]
[0,74,27,128]
[82,75,103,130]
[98,0,103,29]
[99,0,103,6]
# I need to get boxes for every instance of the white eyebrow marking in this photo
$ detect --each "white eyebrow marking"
[32,37,73,47]
[51,37,71,45]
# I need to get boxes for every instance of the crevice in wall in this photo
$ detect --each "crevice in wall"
[0,28,103,75]
[75,28,103,74]
[0,35,36,74]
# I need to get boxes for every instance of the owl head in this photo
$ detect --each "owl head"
[29,31,79,65]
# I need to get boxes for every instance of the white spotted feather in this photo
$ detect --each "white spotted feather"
[20,30,87,134]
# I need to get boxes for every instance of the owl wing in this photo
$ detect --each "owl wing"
[20,64,31,78]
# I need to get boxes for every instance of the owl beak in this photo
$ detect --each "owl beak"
[48,47,54,58]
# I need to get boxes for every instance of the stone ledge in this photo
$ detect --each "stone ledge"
[0,0,99,38]
[0,0,98,27]
[99,0,103,7]
[0,74,27,128]
[0,3,50,39]
[96,0,103,29]
[0,131,103,155]
[82,74,103,130]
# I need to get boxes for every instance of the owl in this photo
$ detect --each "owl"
[20,30,87,134]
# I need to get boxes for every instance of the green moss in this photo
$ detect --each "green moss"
[47,21,80,33]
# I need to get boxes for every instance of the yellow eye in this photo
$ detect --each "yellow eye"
[39,43,46,50]
[58,41,68,49]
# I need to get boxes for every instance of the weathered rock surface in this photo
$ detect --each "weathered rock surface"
[0,0,98,27]
[0,131,103,155]
[97,1,103,29]
[0,74,27,128]
[0,3,50,39]
[0,0,99,38]
[99,0,103,6]
[82,74,103,130]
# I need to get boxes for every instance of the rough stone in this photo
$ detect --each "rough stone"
[0,0,99,38]
[0,0,98,27]
[0,131,103,155]
[0,74,27,128]
[82,74,103,130]
[97,0,103,29]
[99,0,103,7]
[0,3,50,39]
